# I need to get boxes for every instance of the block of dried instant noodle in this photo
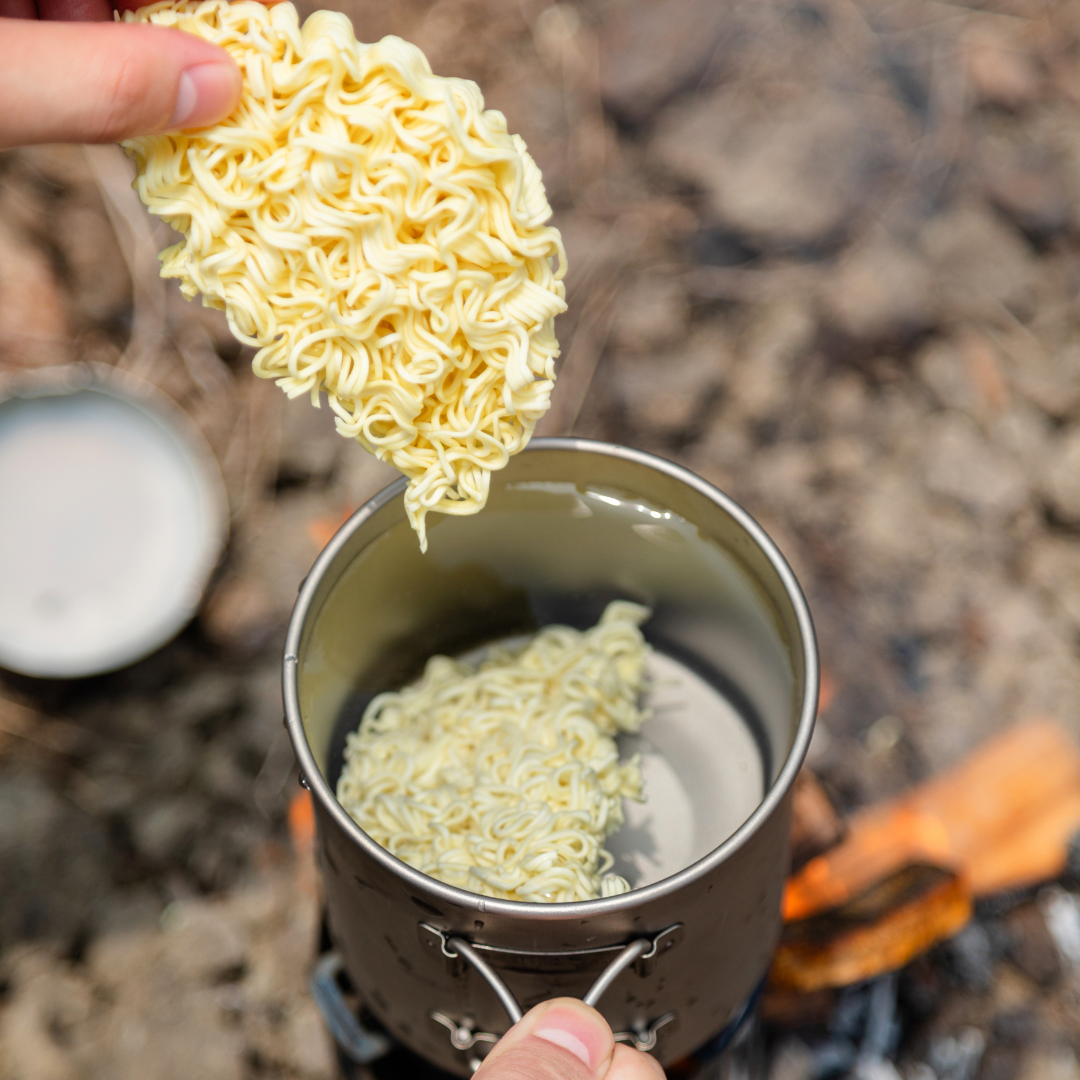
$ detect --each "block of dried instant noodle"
[121,1,567,549]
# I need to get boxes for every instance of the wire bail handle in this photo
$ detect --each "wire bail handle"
[422,923,682,1065]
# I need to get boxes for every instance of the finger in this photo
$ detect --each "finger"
[607,1045,667,1080]
[36,0,112,18]
[0,19,242,148]
[476,998,615,1080]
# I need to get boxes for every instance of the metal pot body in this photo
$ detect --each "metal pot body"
[285,439,817,1076]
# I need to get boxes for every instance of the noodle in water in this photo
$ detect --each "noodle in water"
[336,602,651,902]
[121,1,567,549]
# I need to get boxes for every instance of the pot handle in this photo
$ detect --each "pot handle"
[441,933,654,1024]
[310,926,682,1069]
[431,932,678,1066]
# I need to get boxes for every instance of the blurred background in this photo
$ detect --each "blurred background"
[4,0,1080,1076]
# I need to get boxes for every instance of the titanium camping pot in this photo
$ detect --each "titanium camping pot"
[284,438,818,1075]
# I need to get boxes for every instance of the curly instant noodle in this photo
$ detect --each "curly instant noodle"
[336,602,651,903]
[121,1,567,549]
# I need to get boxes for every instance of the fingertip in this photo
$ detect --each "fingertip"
[532,1001,614,1072]
[476,998,616,1080]
[609,1044,667,1080]
[166,59,241,130]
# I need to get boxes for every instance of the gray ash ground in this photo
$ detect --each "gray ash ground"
[5,0,1080,1076]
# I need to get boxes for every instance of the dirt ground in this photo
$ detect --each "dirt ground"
[4,0,1080,1077]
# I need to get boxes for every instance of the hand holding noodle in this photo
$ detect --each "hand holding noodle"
[337,602,652,903]
[121,1,567,549]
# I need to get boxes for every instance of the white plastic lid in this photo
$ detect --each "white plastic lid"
[0,365,229,678]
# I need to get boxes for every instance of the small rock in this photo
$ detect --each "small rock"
[928,1028,986,1080]
[959,331,1010,414]
[236,662,285,760]
[853,1060,903,1080]
[611,323,730,435]
[0,946,94,1080]
[1004,337,1080,421]
[166,287,238,355]
[980,136,1069,238]
[966,24,1042,109]
[68,766,140,818]
[1042,427,1080,523]
[919,201,1037,315]
[161,901,247,985]
[277,393,343,483]
[1018,1045,1080,1080]
[945,923,995,991]
[923,415,1028,519]
[0,219,69,367]
[129,795,205,866]
[1025,535,1080,633]
[819,435,873,482]
[165,671,242,729]
[51,201,131,326]
[333,445,399,508]
[981,1046,1024,1080]
[232,487,352,619]
[1004,903,1063,987]
[277,996,338,1079]
[200,575,278,657]
[917,338,979,415]
[979,580,1050,654]
[599,0,732,125]
[819,235,935,343]
[187,817,266,891]
[986,402,1051,477]
[1040,887,1080,970]
[917,332,1018,420]
[0,769,113,951]
[992,1008,1040,1045]
[92,889,162,938]
[820,372,872,430]
[725,298,816,422]
[0,162,51,239]
[610,272,690,354]
[147,725,198,792]
[653,87,907,250]
[769,1036,816,1080]
[198,744,253,803]
[904,1066,937,1080]
[748,443,818,509]
[850,467,933,571]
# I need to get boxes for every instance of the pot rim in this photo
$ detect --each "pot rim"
[283,437,818,920]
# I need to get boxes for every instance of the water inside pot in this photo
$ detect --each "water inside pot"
[307,477,792,893]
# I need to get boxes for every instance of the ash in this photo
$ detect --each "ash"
[5,0,1080,1077]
